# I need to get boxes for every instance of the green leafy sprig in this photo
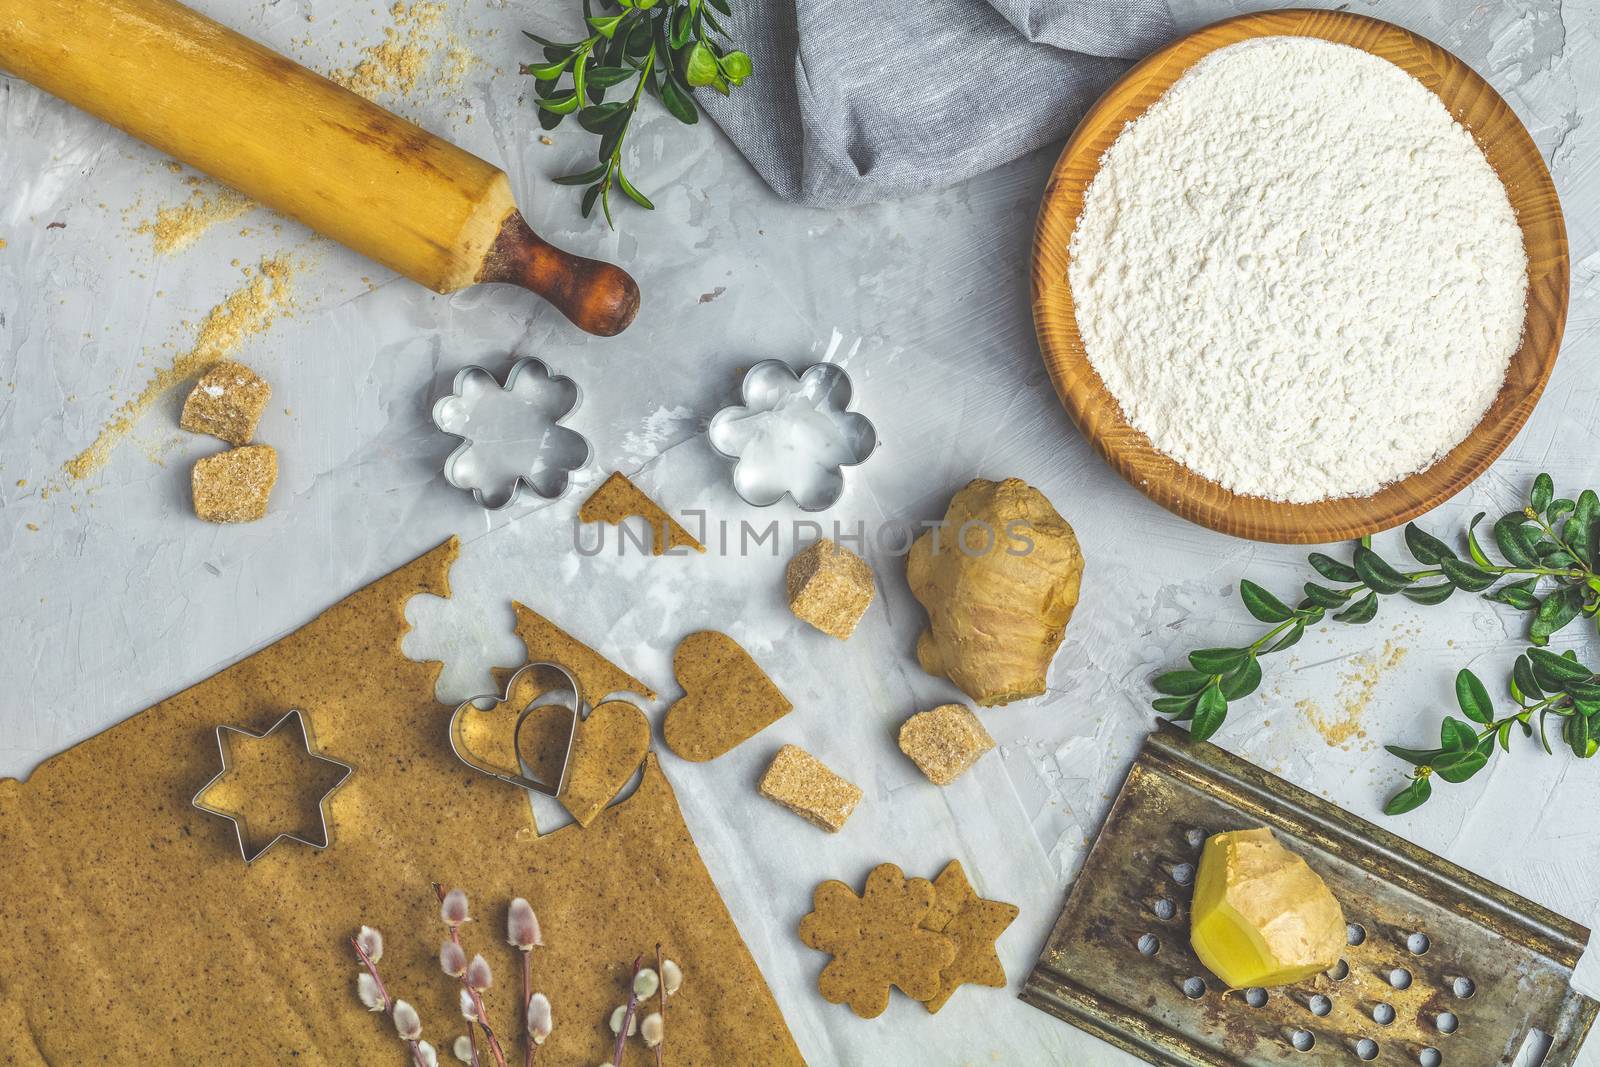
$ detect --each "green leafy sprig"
[524,0,751,226]
[1384,648,1600,813]
[1152,474,1600,811]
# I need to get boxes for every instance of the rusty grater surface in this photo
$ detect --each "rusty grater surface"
[1023,726,1597,1066]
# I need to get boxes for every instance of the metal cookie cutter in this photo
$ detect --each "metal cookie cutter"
[448,661,582,797]
[432,357,591,510]
[707,359,877,511]
[191,708,354,863]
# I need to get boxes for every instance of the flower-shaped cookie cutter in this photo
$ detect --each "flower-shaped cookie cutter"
[707,360,877,511]
[432,357,591,510]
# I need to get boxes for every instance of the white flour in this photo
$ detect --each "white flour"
[1069,37,1528,504]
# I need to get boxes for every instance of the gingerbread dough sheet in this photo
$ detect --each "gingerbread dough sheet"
[0,539,803,1065]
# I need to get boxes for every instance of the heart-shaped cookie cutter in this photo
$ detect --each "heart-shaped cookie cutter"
[448,661,584,796]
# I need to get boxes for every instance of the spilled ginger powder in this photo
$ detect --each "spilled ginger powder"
[1298,639,1411,749]
[1070,37,1528,503]
[136,181,257,255]
[331,2,472,100]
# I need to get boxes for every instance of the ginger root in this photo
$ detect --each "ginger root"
[906,478,1083,706]
[1190,828,1345,988]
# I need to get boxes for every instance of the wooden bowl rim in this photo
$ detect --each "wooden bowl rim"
[1031,8,1569,544]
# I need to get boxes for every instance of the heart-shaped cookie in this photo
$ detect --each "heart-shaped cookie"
[517,698,649,827]
[663,631,792,762]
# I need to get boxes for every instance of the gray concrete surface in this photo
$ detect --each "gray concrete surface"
[2,0,1598,1061]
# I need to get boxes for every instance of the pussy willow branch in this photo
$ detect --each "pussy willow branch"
[435,885,508,1067]
[612,955,643,1067]
[351,937,430,1067]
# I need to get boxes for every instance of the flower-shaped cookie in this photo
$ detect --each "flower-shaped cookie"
[708,360,876,511]
[798,863,957,1018]
[432,358,590,510]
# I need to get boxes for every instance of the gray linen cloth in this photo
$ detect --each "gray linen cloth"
[697,0,1175,206]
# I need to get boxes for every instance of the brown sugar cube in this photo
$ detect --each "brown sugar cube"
[898,704,995,786]
[180,361,272,446]
[758,744,862,833]
[192,445,278,523]
[786,538,875,639]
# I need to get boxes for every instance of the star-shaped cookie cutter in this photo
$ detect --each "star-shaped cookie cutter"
[191,708,354,863]
[447,661,580,797]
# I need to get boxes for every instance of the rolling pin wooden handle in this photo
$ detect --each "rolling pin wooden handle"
[480,212,640,337]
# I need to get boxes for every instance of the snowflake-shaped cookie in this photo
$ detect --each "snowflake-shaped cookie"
[707,360,876,511]
[432,358,590,509]
[798,863,957,1018]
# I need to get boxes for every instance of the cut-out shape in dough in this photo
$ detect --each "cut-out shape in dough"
[798,863,957,1019]
[579,471,705,555]
[919,859,1019,1013]
[462,607,658,824]
[519,699,649,827]
[663,631,792,762]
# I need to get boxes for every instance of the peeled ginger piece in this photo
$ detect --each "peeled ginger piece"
[1189,827,1345,989]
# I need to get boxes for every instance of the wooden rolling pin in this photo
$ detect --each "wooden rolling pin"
[0,0,640,336]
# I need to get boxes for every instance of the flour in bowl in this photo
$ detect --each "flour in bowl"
[1068,37,1527,504]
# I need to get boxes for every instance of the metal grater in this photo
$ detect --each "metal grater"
[1023,726,1598,1066]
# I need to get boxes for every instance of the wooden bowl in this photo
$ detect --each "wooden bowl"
[1032,9,1568,544]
